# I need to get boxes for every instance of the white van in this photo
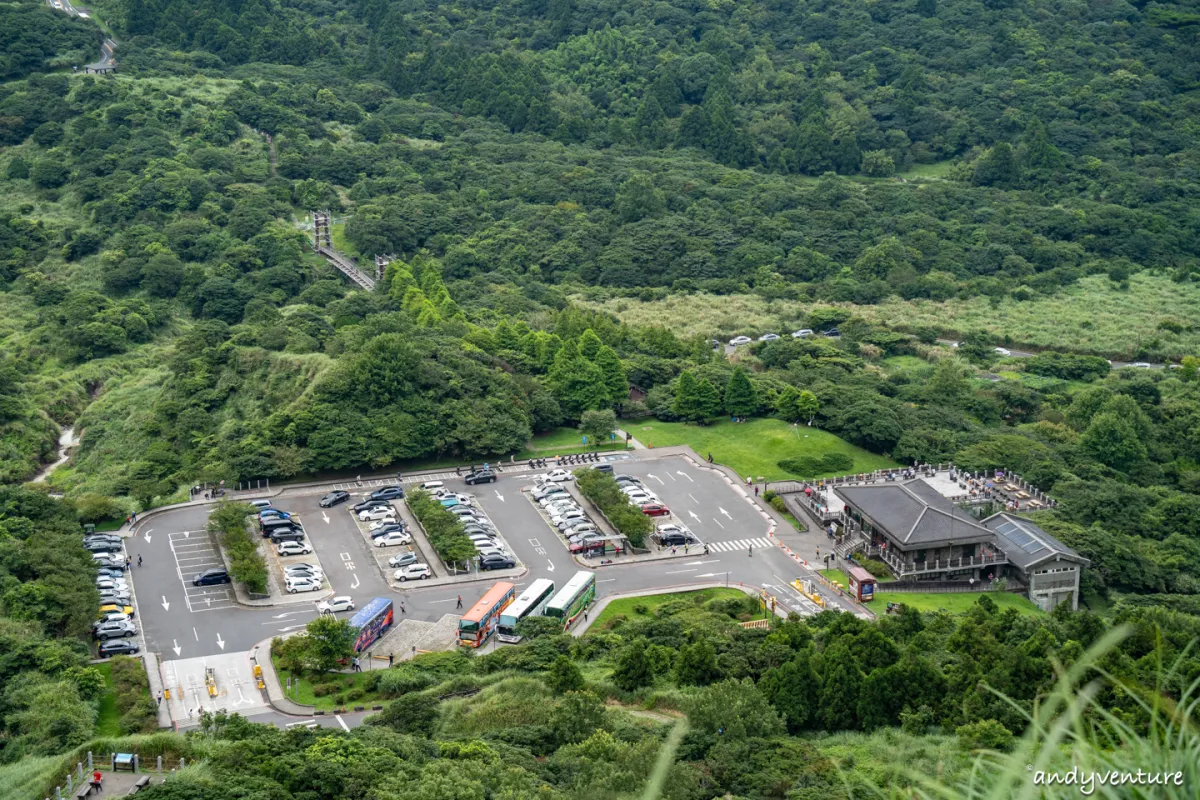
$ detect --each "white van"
[418,480,445,493]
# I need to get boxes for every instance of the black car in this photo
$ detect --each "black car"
[480,554,516,571]
[85,540,124,553]
[657,531,696,546]
[370,524,406,539]
[821,327,840,337]
[592,463,613,473]
[369,486,406,501]
[193,568,231,586]
[319,490,351,508]
[464,469,497,485]
[352,498,391,513]
[99,640,140,658]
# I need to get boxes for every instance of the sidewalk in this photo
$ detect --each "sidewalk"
[143,652,173,729]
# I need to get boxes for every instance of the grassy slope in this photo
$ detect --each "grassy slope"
[872,591,1044,615]
[94,662,121,737]
[589,588,763,629]
[627,417,898,481]
[578,273,1200,359]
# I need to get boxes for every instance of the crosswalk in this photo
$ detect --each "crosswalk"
[704,537,772,553]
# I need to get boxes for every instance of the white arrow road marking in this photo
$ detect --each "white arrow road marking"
[351,573,360,589]
[161,596,170,611]
[546,561,556,572]
[183,531,190,538]
[677,471,693,482]
[688,511,702,522]
[277,624,307,632]
[694,573,724,578]
[495,490,505,502]
[216,633,225,650]
[172,639,181,656]
[719,507,732,519]
[322,512,330,524]
[682,559,722,566]
[648,473,664,485]
[665,568,698,574]
[598,578,617,582]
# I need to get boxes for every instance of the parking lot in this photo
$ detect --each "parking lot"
[343,500,438,585]
[168,530,235,612]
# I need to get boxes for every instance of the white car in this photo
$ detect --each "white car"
[758,333,780,342]
[1130,362,1154,369]
[791,329,814,338]
[543,499,579,512]
[96,579,129,592]
[467,534,501,547]
[368,517,399,531]
[994,347,1012,357]
[729,335,752,346]
[395,564,431,581]
[549,506,584,522]
[317,596,355,614]
[476,546,509,558]
[374,531,413,547]
[283,563,322,578]
[539,492,572,506]
[277,541,313,556]
[285,576,322,593]
[358,505,395,521]
[544,469,574,483]
[657,522,691,534]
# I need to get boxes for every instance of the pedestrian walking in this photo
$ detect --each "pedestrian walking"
[156,693,162,706]
[456,595,463,609]
[704,544,709,555]
[137,554,143,567]
[707,452,713,463]
[754,485,760,497]
[816,547,820,559]
[748,543,753,557]
[126,556,132,569]
[684,544,689,554]
[399,601,405,614]
[456,465,461,476]
[131,511,137,522]
[584,610,588,622]
[671,546,676,555]
[356,474,362,486]
[125,515,131,526]
[388,654,394,667]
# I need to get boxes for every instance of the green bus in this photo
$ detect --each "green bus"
[545,570,596,629]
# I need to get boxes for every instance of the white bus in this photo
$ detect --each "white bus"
[545,571,596,629]
[497,578,555,642]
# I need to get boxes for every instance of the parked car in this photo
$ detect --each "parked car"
[85,539,123,553]
[538,493,572,506]
[476,546,509,559]
[370,523,405,538]
[792,329,814,338]
[96,567,126,579]
[319,490,350,508]
[821,328,840,337]
[95,578,129,592]
[729,335,752,346]
[93,619,137,640]
[352,499,391,513]
[84,534,122,546]
[98,591,132,606]
[467,533,501,547]
[758,333,780,342]
[614,475,643,485]
[569,539,604,554]
[99,603,135,618]
[259,509,291,520]
[285,576,322,594]
[358,505,396,521]
[317,596,355,614]
[193,568,230,586]
[276,541,313,556]
[623,490,657,504]
[93,612,132,630]
[464,469,497,485]
[395,564,432,581]
[994,347,1012,356]
[592,464,613,473]
[480,554,516,571]
[283,564,323,578]
[374,531,413,547]
[640,503,672,517]
[268,528,306,544]
[99,640,139,658]
[370,486,406,501]
[92,553,125,568]
[555,512,588,530]
[544,469,574,483]
[548,507,584,524]
[368,516,400,531]
[569,531,603,545]
[1130,362,1154,368]
[388,551,418,568]
[531,482,564,500]
[657,531,696,546]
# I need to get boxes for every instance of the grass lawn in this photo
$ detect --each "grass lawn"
[590,588,761,630]
[272,657,384,711]
[630,417,898,482]
[820,569,850,587]
[522,427,630,454]
[872,591,1044,615]
[94,662,121,737]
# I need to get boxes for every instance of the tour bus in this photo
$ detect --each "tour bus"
[457,582,516,647]
[496,579,556,643]
[349,597,394,653]
[545,571,596,629]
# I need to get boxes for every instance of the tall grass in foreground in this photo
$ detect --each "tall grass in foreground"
[891,626,1198,800]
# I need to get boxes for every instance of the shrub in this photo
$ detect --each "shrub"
[109,656,157,733]
[576,468,653,546]
[769,495,787,514]
[312,684,334,697]
[632,604,649,615]
[406,490,476,564]
[377,666,435,698]
[346,688,365,701]
[206,502,267,593]
[778,452,856,477]
[857,557,892,579]
[821,452,855,472]
[956,719,1015,752]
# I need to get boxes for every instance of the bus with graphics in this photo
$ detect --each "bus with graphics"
[349,597,394,653]
[545,571,596,629]
[458,582,516,647]
[497,578,555,643]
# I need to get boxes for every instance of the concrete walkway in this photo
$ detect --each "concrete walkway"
[143,652,174,729]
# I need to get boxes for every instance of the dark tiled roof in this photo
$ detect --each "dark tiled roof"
[982,513,1089,570]
[834,480,995,548]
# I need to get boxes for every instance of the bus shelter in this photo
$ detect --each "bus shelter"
[846,565,877,602]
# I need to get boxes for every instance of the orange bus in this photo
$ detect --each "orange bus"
[457,582,516,647]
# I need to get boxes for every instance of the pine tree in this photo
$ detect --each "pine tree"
[1022,117,1062,170]
[547,340,609,419]
[650,71,683,118]
[703,88,754,167]
[673,370,701,422]
[634,94,668,149]
[676,106,709,149]
[973,142,1020,187]
[578,329,603,360]
[818,643,863,731]
[792,118,834,174]
[723,367,758,417]
[695,376,722,420]
[594,345,627,408]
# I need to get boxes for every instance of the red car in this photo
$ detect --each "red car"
[640,503,671,517]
